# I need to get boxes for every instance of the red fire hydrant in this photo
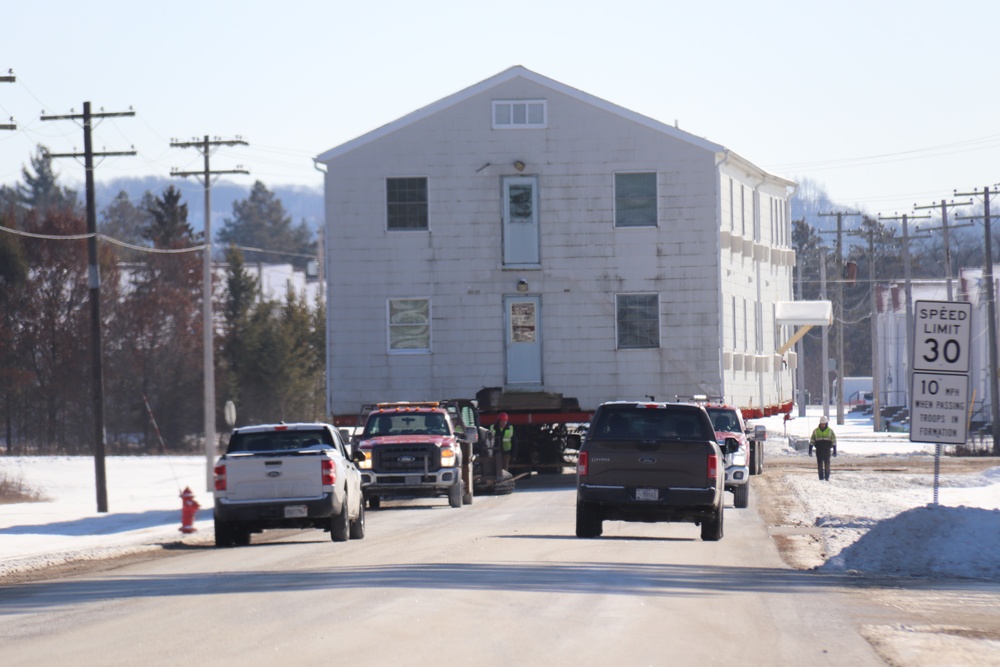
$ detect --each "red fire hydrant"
[179,486,200,534]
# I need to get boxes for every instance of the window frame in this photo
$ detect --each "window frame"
[386,176,428,231]
[387,297,432,354]
[614,172,658,228]
[492,100,547,129]
[615,293,661,350]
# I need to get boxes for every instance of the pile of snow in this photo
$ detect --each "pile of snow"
[1,406,998,580]
[755,407,1000,580]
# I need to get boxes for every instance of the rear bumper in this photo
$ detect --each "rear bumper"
[214,493,337,524]
[577,483,720,522]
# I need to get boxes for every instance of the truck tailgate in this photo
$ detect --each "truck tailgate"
[224,453,326,501]
[585,440,713,488]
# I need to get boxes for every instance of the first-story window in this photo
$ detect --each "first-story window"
[388,298,431,352]
[616,293,660,349]
[614,172,658,227]
[386,177,428,230]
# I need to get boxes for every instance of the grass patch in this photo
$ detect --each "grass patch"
[0,470,48,504]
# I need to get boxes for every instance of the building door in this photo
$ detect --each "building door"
[505,295,542,386]
[502,176,540,266]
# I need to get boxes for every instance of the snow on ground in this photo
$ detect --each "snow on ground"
[0,405,998,580]
[757,407,1000,580]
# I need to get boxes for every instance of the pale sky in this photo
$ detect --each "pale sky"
[2,0,998,217]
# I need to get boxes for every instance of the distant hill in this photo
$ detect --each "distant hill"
[93,176,324,237]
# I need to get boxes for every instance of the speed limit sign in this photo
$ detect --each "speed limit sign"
[912,301,971,373]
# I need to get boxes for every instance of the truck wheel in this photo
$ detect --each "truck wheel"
[575,501,603,538]
[734,483,749,509]
[368,495,381,510]
[214,516,236,548]
[448,480,463,508]
[463,488,473,505]
[330,499,350,542]
[349,500,366,540]
[701,506,724,541]
[757,447,764,475]
[234,525,252,546]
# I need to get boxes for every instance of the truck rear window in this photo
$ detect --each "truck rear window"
[590,407,713,441]
[227,429,332,453]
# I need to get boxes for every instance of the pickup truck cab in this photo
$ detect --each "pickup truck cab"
[213,422,366,547]
[576,401,727,541]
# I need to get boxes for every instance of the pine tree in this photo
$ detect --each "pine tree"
[16,145,79,216]
[217,181,314,268]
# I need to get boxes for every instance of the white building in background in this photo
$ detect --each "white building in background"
[875,270,992,426]
[315,66,797,420]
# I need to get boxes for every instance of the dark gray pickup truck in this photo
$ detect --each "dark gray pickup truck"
[575,401,728,541]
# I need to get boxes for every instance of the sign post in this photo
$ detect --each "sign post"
[909,300,972,504]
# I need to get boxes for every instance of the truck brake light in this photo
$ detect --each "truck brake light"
[321,459,337,486]
[214,464,227,491]
[577,451,588,476]
[707,453,718,481]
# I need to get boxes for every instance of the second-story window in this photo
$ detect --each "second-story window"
[386,177,428,230]
[614,172,658,227]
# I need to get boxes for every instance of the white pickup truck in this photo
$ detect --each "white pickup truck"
[213,422,366,547]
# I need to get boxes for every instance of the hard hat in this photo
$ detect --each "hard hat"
[498,412,509,421]
[819,415,828,424]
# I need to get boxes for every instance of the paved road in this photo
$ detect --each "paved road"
[0,474,885,666]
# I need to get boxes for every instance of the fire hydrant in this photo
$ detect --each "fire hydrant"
[179,486,200,534]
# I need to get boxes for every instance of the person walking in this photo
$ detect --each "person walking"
[490,413,517,471]
[809,415,837,481]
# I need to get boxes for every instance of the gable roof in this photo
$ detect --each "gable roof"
[315,65,727,164]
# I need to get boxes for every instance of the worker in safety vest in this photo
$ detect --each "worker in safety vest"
[490,412,516,471]
[809,415,837,481]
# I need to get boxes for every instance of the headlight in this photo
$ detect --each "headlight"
[440,446,456,467]
[358,450,372,469]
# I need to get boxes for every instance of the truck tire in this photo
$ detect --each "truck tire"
[349,500,365,540]
[734,483,749,509]
[463,487,474,505]
[330,499,350,542]
[575,501,603,538]
[756,446,764,474]
[214,516,236,548]
[701,506,724,541]
[749,442,759,476]
[448,480,463,508]
[368,495,381,510]
[234,525,252,546]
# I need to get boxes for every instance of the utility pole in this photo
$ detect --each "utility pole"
[171,136,248,491]
[955,186,1000,455]
[1,70,14,130]
[794,221,806,417]
[820,250,830,419]
[913,200,974,302]
[41,102,135,513]
[819,211,860,425]
[879,212,931,416]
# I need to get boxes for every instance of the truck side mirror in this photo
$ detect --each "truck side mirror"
[724,437,740,454]
[754,425,767,441]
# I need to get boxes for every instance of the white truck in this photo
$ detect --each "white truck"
[213,422,366,547]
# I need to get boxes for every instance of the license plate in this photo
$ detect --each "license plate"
[636,488,659,501]
[405,475,422,485]
[284,505,307,518]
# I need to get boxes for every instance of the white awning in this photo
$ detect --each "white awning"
[775,301,832,326]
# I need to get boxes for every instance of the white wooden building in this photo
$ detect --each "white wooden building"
[315,66,797,419]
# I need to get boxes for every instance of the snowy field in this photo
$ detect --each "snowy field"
[0,406,998,580]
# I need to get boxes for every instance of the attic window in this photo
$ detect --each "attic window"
[493,100,546,129]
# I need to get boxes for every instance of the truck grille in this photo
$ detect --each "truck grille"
[373,444,439,473]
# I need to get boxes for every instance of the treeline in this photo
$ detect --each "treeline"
[0,147,325,455]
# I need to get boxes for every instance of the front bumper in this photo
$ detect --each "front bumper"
[725,464,749,487]
[361,468,460,497]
